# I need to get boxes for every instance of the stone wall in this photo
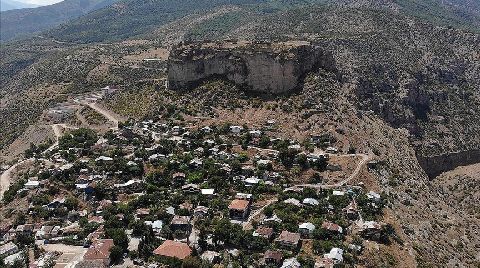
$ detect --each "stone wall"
[167,41,336,94]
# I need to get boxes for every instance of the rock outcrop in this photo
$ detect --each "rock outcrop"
[167,41,336,94]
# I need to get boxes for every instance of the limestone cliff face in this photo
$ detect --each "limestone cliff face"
[167,41,336,93]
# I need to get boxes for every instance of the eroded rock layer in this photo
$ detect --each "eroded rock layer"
[167,41,336,93]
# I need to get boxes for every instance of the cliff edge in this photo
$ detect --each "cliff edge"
[167,41,336,93]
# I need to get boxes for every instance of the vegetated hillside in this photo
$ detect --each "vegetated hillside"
[0,0,38,11]
[160,5,480,159]
[0,2,479,266]
[44,0,480,43]
[46,0,264,43]
[0,0,118,41]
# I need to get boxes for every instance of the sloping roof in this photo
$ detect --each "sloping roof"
[264,250,283,262]
[276,231,300,245]
[299,222,316,232]
[171,215,191,225]
[228,199,250,211]
[153,240,192,260]
[254,227,274,238]
[84,239,114,261]
[281,257,301,268]
[322,221,343,233]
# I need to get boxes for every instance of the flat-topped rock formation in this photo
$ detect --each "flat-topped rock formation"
[167,41,336,94]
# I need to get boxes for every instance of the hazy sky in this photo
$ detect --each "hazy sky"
[21,0,63,5]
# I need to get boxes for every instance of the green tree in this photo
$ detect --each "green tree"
[106,228,129,251]
[109,245,124,264]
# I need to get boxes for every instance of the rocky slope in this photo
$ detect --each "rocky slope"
[168,41,336,93]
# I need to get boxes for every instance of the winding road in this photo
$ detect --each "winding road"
[0,124,71,199]
[298,153,373,189]
[0,158,34,199]
[1,95,120,200]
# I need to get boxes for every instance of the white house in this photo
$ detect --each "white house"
[323,248,343,264]
[24,180,40,189]
[302,198,319,206]
[298,222,316,236]
[230,126,244,134]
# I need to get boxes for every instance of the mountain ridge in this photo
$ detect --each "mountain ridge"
[0,0,118,41]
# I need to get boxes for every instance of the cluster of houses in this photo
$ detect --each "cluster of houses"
[0,118,388,267]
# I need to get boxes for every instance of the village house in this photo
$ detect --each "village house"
[15,224,34,235]
[275,231,301,249]
[298,222,316,237]
[281,257,301,268]
[200,251,221,264]
[228,199,251,221]
[367,191,381,202]
[359,221,383,240]
[114,179,143,192]
[83,239,115,266]
[182,183,200,194]
[230,125,243,134]
[284,198,302,207]
[322,221,343,234]
[194,206,209,218]
[135,208,150,219]
[35,225,61,239]
[153,240,192,260]
[323,248,343,264]
[0,242,19,257]
[302,198,320,206]
[145,220,163,234]
[253,226,274,240]
[264,250,283,266]
[170,215,191,233]
[172,172,186,185]
[201,188,215,196]
[24,180,41,189]
[343,201,359,220]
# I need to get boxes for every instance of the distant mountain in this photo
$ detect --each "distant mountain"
[0,0,118,41]
[47,0,263,43]
[0,0,38,11]
[43,0,479,43]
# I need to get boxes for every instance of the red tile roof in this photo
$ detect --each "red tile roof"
[84,239,114,261]
[153,240,192,260]
[228,199,250,211]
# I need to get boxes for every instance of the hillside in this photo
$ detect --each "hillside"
[0,1,479,266]
[43,0,480,43]
[0,0,39,11]
[0,0,118,41]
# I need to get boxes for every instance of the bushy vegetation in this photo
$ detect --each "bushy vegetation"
[59,128,98,150]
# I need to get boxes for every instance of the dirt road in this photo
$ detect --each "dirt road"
[85,102,121,129]
[298,153,373,189]
[0,158,34,199]
[243,198,278,230]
